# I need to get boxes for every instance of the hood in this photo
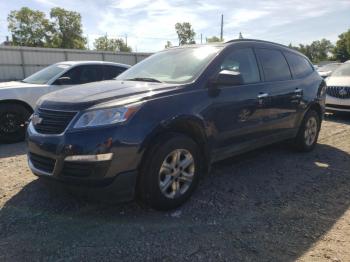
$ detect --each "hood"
[326,76,350,87]
[0,81,46,89]
[38,80,183,111]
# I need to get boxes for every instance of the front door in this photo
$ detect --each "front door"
[203,47,271,159]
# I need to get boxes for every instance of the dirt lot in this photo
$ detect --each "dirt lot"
[0,114,350,261]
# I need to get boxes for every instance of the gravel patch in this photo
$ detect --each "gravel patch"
[0,114,350,261]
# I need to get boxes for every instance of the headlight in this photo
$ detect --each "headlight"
[73,105,140,129]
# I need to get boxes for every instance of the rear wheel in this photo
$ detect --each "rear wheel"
[0,103,31,143]
[138,133,203,210]
[294,109,321,152]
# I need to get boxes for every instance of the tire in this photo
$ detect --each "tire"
[138,133,203,210]
[294,109,321,152]
[0,103,31,143]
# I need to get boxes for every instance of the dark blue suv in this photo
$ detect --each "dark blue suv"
[26,39,326,210]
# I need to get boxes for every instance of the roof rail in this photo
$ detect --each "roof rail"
[225,38,290,49]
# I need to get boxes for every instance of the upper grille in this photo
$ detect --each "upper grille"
[326,86,350,99]
[29,153,55,173]
[34,108,77,134]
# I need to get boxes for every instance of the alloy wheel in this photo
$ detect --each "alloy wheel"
[158,149,195,199]
[304,116,318,146]
[0,112,22,134]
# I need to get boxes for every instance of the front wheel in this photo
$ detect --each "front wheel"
[294,110,321,152]
[0,103,31,143]
[138,133,203,210]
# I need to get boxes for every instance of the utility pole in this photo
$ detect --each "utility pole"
[87,34,90,50]
[200,33,203,44]
[220,14,223,41]
[125,34,128,46]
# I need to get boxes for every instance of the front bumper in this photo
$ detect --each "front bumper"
[326,95,350,112]
[26,122,142,200]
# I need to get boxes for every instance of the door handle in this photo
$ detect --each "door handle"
[294,88,303,98]
[257,93,269,106]
[257,93,269,99]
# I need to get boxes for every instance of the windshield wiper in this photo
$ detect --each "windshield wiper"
[125,77,162,83]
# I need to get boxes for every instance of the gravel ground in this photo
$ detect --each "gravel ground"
[0,114,350,262]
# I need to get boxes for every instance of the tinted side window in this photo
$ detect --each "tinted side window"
[220,48,260,84]
[104,66,127,80]
[256,49,292,82]
[61,65,104,85]
[284,52,313,79]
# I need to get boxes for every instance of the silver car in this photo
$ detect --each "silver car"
[317,63,342,79]
[0,61,130,143]
[326,61,350,113]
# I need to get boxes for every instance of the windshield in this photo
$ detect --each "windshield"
[117,46,222,84]
[318,63,341,72]
[332,63,350,77]
[23,64,70,84]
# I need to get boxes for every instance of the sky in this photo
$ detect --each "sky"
[0,0,349,52]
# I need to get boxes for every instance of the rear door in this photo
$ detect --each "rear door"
[283,51,315,123]
[255,48,300,134]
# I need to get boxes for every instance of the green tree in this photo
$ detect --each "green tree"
[289,39,334,63]
[7,7,53,47]
[310,39,334,63]
[94,35,132,52]
[175,22,196,45]
[333,30,350,62]
[206,36,221,43]
[164,40,172,48]
[50,7,86,49]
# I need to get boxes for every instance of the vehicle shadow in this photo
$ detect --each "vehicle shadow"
[0,143,350,261]
[0,142,26,158]
[325,112,350,124]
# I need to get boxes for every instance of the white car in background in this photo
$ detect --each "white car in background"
[0,61,130,143]
[326,61,350,113]
[317,63,342,78]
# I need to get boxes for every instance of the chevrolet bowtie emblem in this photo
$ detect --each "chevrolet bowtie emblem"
[31,114,43,125]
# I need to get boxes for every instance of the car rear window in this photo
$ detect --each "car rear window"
[284,52,314,79]
[256,48,292,82]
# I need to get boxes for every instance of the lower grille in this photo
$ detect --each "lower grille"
[29,153,55,173]
[34,108,77,134]
[327,86,350,99]
[62,162,92,177]
[62,161,109,178]
[326,104,350,110]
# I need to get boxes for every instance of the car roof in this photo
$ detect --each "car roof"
[56,61,131,68]
[165,39,309,60]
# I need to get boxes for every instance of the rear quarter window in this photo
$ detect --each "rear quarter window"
[104,66,127,80]
[256,48,292,82]
[284,52,314,79]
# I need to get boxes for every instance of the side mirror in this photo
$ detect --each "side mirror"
[55,76,71,85]
[212,70,243,86]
